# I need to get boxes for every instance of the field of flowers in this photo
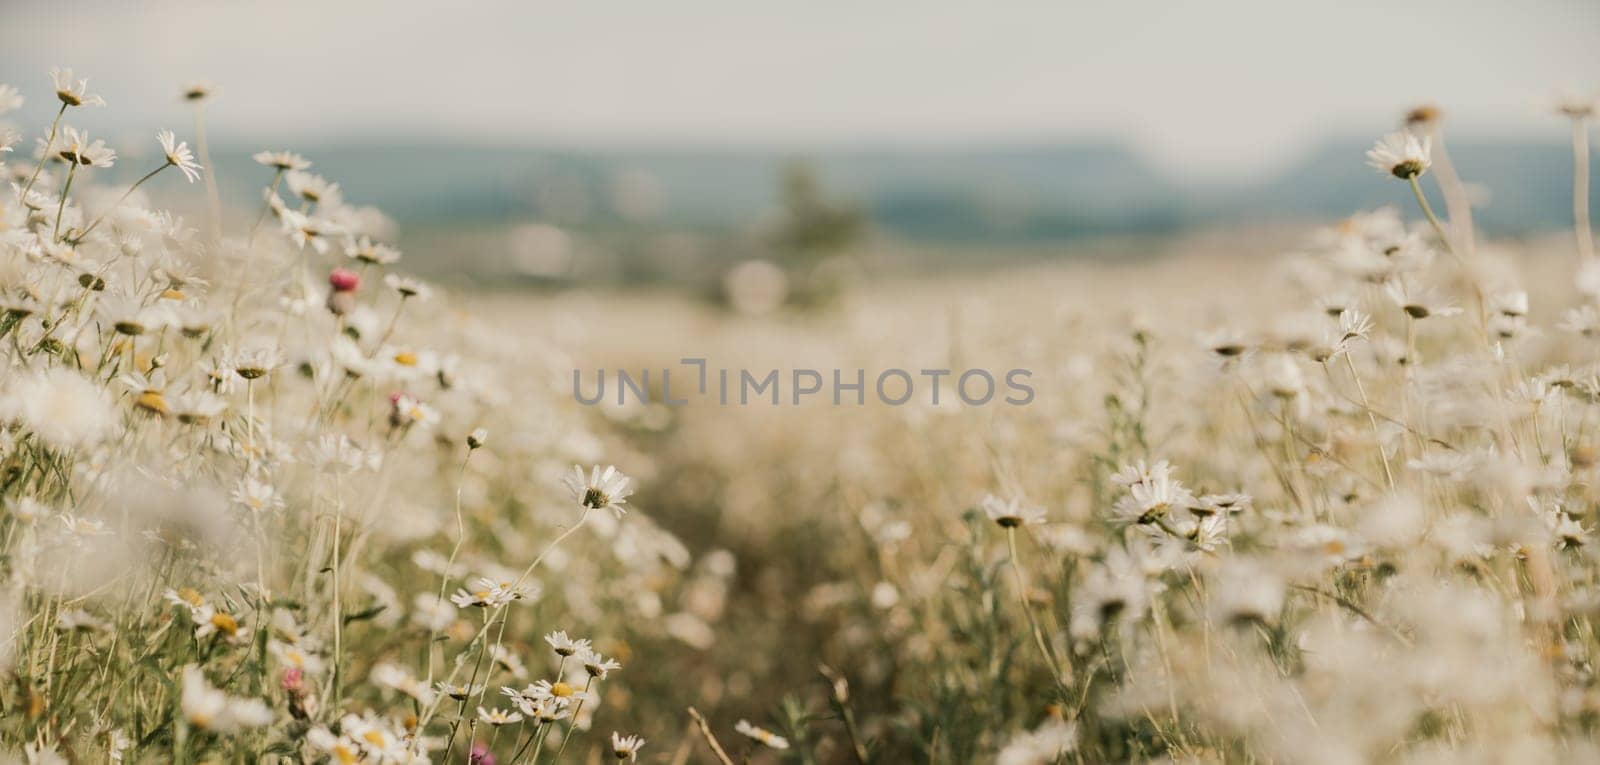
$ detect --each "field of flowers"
[3,67,1600,764]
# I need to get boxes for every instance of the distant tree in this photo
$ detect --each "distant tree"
[771,160,866,261]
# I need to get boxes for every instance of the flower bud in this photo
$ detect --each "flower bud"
[329,268,361,293]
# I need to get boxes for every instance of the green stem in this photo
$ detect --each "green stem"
[52,163,78,241]
[549,676,596,763]
[76,162,171,241]
[21,103,67,198]
[1006,527,1070,698]
[1407,176,1453,257]
[1575,117,1594,261]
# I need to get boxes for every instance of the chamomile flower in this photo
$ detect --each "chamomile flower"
[285,170,340,206]
[227,344,284,380]
[371,663,435,705]
[55,126,116,167]
[231,477,283,514]
[564,464,634,517]
[180,665,272,732]
[191,604,244,642]
[156,130,202,183]
[526,695,572,723]
[435,681,485,701]
[981,494,1046,528]
[50,67,105,107]
[1384,281,1462,319]
[346,235,402,265]
[389,393,441,429]
[735,720,791,749]
[449,578,529,609]
[278,209,335,253]
[545,630,591,657]
[384,273,432,300]
[1365,131,1431,179]
[579,647,622,679]
[252,150,311,171]
[268,640,327,676]
[478,706,523,727]
[610,732,646,762]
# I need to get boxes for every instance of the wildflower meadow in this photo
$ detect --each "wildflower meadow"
[3,63,1600,765]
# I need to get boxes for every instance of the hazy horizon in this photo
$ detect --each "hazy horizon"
[4,0,1597,183]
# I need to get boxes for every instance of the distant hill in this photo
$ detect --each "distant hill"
[197,136,1586,247]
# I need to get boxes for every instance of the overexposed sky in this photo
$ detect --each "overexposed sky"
[3,0,1598,181]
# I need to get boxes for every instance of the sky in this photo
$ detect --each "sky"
[3,0,1599,181]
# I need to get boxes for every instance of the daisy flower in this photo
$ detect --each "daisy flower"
[610,732,646,762]
[371,663,435,705]
[564,464,634,517]
[384,273,432,300]
[735,720,791,750]
[285,170,340,206]
[477,707,523,726]
[981,494,1046,528]
[545,630,591,657]
[1365,131,1431,179]
[156,130,203,183]
[180,665,272,732]
[1384,281,1462,319]
[191,604,243,641]
[227,345,284,380]
[253,150,311,171]
[449,578,529,609]
[278,209,335,253]
[55,126,116,167]
[435,681,485,701]
[527,695,572,723]
[578,647,622,679]
[232,477,283,514]
[345,235,402,265]
[50,67,105,107]
[389,392,441,429]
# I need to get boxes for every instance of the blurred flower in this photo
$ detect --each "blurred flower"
[1366,131,1430,179]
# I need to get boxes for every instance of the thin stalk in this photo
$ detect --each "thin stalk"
[1006,526,1070,697]
[21,102,67,197]
[76,162,172,240]
[687,707,737,765]
[1574,116,1594,261]
[52,163,78,241]
[1408,176,1453,256]
[425,450,474,686]
[1340,354,1397,491]
[248,169,285,246]
[192,100,224,240]
[548,676,595,763]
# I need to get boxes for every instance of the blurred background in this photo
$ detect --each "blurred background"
[5,0,1599,295]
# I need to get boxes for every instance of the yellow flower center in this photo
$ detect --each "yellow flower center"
[136,390,169,415]
[210,612,239,636]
